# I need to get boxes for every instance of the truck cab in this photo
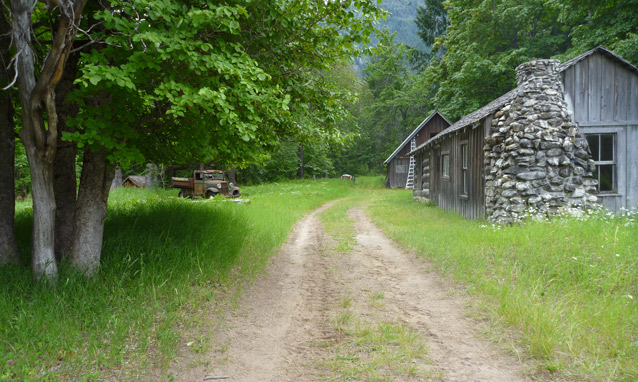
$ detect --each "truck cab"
[171,170,241,198]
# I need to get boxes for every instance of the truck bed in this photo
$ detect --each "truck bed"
[171,177,193,189]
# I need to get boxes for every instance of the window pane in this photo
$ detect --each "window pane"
[443,155,449,177]
[599,164,614,191]
[463,170,468,194]
[600,134,614,162]
[462,145,468,168]
[586,135,599,161]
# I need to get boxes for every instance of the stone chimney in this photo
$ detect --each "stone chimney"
[484,59,598,223]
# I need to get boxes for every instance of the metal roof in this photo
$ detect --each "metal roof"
[384,110,451,164]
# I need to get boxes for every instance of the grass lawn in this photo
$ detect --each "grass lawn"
[1,177,636,381]
[0,178,367,381]
[366,190,638,382]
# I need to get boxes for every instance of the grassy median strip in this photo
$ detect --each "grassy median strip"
[0,180,357,381]
[366,190,638,381]
[323,300,432,382]
[318,198,434,382]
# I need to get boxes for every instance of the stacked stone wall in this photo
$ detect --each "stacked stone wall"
[484,59,598,223]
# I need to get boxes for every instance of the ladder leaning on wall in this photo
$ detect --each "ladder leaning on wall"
[405,138,416,189]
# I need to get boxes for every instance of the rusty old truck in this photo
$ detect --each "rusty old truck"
[171,170,241,198]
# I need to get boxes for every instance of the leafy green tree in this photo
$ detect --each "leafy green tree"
[61,0,383,275]
[551,0,638,65]
[354,29,435,174]
[2,0,383,279]
[415,0,448,52]
[422,0,570,121]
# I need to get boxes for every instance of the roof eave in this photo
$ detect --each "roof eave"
[384,110,449,163]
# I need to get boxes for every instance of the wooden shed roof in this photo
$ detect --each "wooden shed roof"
[409,46,637,156]
[123,175,147,188]
[558,46,638,75]
[384,110,451,164]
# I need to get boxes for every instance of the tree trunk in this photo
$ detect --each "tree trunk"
[69,148,114,276]
[297,144,304,179]
[0,9,18,265]
[227,163,237,185]
[111,166,123,189]
[54,138,76,261]
[9,0,88,281]
[25,148,58,280]
[53,51,80,262]
[0,98,18,265]
[145,163,157,188]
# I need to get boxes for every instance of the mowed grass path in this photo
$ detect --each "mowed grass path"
[366,190,638,382]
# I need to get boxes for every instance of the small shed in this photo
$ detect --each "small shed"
[122,175,147,188]
[384,111,450,189]
[411,46,637,221]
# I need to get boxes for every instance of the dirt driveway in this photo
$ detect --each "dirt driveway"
[173,201,538,381]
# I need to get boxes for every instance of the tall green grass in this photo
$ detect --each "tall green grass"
[0,179,362,381]
[366,191,638,381]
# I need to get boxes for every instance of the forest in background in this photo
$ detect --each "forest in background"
[240,0,638,182]
[10,0,638,190]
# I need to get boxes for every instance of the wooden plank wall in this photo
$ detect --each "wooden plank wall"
[424,125,486,219]
[386,156,409,188]
[415,114,449,146]
[387,113,450,189]
[562,52,638,213]
[563,53,638,124]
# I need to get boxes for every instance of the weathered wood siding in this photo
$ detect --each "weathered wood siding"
[562,53,638,212]
[417,124,486,219]
[386,151,410,188]
[386,114,450,189]
[415,114,449,146]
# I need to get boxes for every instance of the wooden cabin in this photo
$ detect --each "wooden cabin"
[384,111,450,189]
[122,175,147,188]
[412,47,638,219]
[412,94,513,219]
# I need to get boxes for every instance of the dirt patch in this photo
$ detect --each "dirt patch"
[171,203,539,381]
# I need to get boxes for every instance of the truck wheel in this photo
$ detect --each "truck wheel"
[178,190,186,198]
[232,190,240,197]
[206,190,217,199]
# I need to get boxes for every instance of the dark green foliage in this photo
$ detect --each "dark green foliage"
[552,0,638,65]
[415,0,447,50]
[67,1,383,170]
[422,0,571,121]
[354,30,436,174]
[13,141,29,198]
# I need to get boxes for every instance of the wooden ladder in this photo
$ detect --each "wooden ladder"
[405,138,416,189]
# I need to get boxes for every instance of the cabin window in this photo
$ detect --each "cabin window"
[396,164,408,174]
[461,143,469,196]
[442,153,450,178]
[586,133,615,192]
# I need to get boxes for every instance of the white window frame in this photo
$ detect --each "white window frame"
[586,132,616,193]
